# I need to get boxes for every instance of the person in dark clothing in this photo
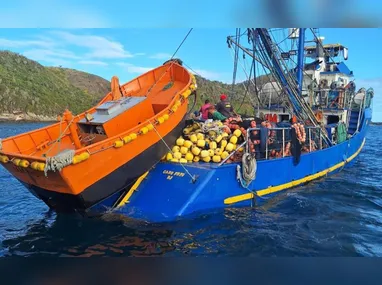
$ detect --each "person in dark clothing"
[215,94,237,118]
[208,105,227,121]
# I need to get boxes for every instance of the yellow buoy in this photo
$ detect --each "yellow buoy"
[200,150,209,158]
[157,117,165,124]
[166,153,173,161]
[72,155,82,164]
[174,152,182,160]
[182,89,192,98]
[221,151,229,160]
[123,135,132,144]
[238,147,244,152]
[215,135,222,143]
[36,163,45,171]
[185,152,194,161]
[202,156,211,162]
[226,143,234,152]
[190,134,197,143]
[215,148,222,156]
[176,137,185,146]
[172,146,180,153]
[232,144,237,150]
[229,136,238,144]
[0,155,9,163]
[193,156,200,162]
[212,155,221,163]
[183,140,193,148]
[13,158,21,166]
[180,146,188,155]
[175,100,182,108]
[30,161,39,170]
[179,158,188,164]
[140,127,148,134]
[171,106,178,112]
[191,146,201,156]
[222,132,229,138]
[208,149,214,157]
[130,133,137,140]
[220,140,228,150]
[146,124,154,131]
[171,158,179,163]
[114,140,124,148]
[163,114,170,121]
[196,133,204,140]
[80,152,90,161]
[197,139,206,148]
[19,160,30,168]
[209,141,217,150]
[233,129,242,137]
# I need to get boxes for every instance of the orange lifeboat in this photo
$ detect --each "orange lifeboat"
[0,60,196,213]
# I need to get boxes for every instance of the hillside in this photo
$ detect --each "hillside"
[0,51,110,121]
[0,51,270,121]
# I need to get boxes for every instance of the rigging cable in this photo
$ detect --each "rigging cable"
[231,28,240,95]
[171,28,193,59]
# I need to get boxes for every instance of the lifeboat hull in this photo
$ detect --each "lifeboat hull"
[19,117,185,213]
[0,61,196,214]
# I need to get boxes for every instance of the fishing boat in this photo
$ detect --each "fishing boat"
[103,28,372,222]
[0,60,196,213]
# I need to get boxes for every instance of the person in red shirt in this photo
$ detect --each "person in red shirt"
[199,99,212,121]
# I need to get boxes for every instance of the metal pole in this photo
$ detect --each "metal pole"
[297,28,306,96]
[282,128,285,157]
[309,128,312,152]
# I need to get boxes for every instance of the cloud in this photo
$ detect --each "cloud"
[149,53,172,60]
[192,69,228,82]
[78,60,108,66]
[0,38,55,49]
[117,63,153,74]
[51,31,134,59]
[22,49,80,66]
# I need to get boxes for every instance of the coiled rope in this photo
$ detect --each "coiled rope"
[236,152,257,188]
[44,149,75,176]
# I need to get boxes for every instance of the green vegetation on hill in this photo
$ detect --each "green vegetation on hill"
[0,51,109,117]
[192,74,272,116]
[0,50,271,119]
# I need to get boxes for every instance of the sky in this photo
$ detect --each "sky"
[1,28,381,120]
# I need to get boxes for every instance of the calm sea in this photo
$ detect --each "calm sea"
[0,122,381,257]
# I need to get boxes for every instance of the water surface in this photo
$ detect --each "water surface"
[0,122,381,256]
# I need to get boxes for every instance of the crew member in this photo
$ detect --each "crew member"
[216,94,236,118]
[208,105,227,121]
[199,99,212,121]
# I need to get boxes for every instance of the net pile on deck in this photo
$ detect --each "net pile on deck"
[164,119,246,164]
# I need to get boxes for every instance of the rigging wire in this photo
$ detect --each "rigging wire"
[171,28,193,59]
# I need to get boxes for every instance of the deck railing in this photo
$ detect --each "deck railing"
[245,126,327,161]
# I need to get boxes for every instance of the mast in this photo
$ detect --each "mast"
[296,28,306,96]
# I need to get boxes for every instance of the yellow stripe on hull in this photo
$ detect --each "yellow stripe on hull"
[224,139,366,205]
[117,171,149,207]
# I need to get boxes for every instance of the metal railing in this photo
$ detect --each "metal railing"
[245,126,327,161]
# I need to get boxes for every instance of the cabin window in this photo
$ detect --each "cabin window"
[279,114,289,122]
[327,115,339,125]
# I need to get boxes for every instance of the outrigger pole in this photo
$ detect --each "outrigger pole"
[296,28,306,96]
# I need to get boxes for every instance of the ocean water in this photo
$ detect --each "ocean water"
[0,122,381,257]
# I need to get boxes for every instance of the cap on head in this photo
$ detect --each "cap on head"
[220,94,227,101]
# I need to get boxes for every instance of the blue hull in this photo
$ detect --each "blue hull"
[102,108,371,222]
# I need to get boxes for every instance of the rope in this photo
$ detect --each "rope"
[242,152,257,185]
[170,28,193,59]
[43,116,74,157]
[149,120,196,182]
[44,149,75,176]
